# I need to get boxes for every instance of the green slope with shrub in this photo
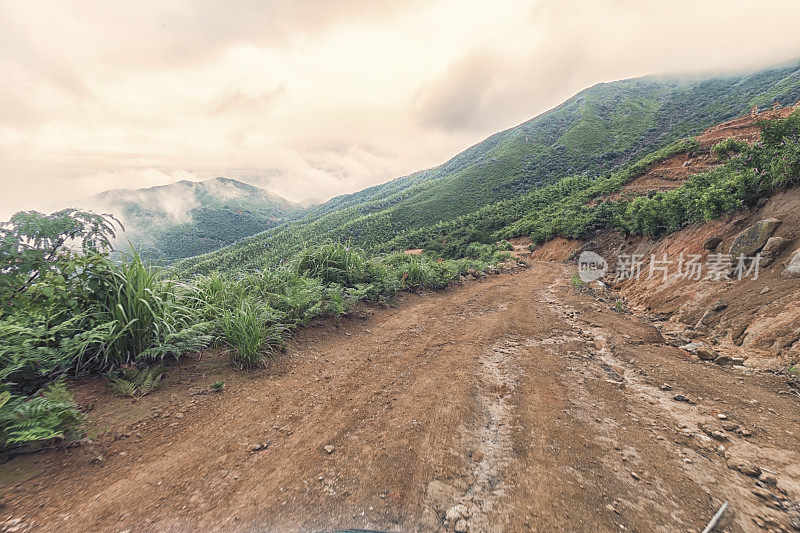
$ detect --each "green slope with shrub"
[173,61,800,276]
[392,108,800,255]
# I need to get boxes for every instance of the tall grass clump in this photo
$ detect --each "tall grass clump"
[220,299,283,368]
[67,251,212,371]
[293,241,368,286]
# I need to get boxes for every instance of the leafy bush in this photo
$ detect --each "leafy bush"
[0,209,119,302]
[712,138,748,160]
[293,242,368,286]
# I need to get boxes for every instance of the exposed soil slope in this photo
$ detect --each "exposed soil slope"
[576,186,800,371]
[2,264,799,532]
[599,103,800,203]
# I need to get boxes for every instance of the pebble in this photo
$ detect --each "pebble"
[710,430,728,442]
[673,394,690,403]
[716,414,727,420]
[445,504,468,522]
[324,445,335,454]
[250,442,270,452]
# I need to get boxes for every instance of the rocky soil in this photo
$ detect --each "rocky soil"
[2,260,799,532]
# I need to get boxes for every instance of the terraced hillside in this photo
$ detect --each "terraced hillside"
[173,62,800,275]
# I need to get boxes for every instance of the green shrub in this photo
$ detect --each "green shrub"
[293,242,367,286]
[712,138,748,160]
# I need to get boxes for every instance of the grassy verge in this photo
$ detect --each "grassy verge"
[0,225,511,450]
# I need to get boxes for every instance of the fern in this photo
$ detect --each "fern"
[0,378,84,447]
[108,367,163,399]
[108,377,138,398]
[137,322,213,364]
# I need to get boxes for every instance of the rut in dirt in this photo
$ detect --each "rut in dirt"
[423,338,525,532]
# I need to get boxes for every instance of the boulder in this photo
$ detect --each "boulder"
[760,237,789,267]
[679,342,703,353]
[783,248,800,277]
[703,235,723,250]
[714,355,734,366]
[728,218,781,258]
[696,348,718,361]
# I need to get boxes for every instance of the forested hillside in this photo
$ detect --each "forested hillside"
[173,62,800,275]
[76,177,302,263]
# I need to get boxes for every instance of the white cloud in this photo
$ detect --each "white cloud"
[1,0,799,219]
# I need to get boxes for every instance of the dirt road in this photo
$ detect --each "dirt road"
[2,262,800,532]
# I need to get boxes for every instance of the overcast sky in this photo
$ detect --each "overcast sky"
[2,0,800,218]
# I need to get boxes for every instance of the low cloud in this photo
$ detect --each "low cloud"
[413,50,508,131]
[209,85,286,115]
[413,45,586,132]
[2,0,800,219]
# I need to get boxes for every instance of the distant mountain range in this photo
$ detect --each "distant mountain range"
[74,177,303,263]
[172,60,800,275]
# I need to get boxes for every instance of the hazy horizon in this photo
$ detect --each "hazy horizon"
[2,0,800,219]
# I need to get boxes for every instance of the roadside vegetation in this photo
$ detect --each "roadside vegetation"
[0,212,511,450]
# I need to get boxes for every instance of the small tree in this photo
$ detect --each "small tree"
[0,209,120,305]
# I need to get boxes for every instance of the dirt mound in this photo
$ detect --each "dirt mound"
[696,103,799,145]
[527,237,582,262]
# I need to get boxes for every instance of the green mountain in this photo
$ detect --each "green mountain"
[173,61,800,275]
[77,177,302,263]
